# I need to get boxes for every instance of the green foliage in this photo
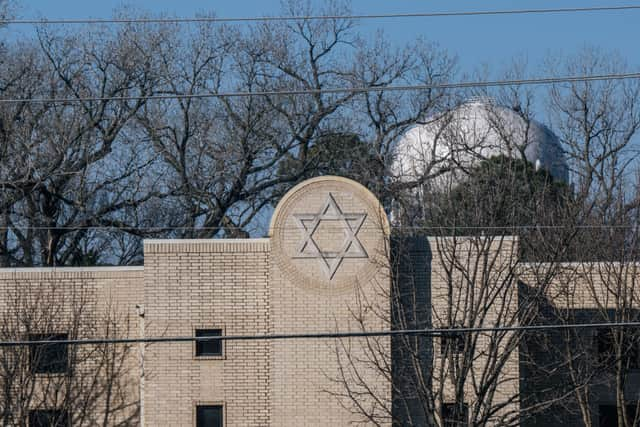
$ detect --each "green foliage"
[420,155,575,260]
[277,133,383,189]
[434,155,571,230]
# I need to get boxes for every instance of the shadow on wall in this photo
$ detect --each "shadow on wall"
[519,282,640,427]
[391,235,433,426]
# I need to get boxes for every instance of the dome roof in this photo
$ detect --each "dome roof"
[392,99,569,184]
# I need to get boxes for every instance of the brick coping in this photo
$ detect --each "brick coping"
[144,238,270,254]
[0,266,144,279]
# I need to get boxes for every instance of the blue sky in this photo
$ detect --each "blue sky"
[6,1,640,232]
[9,0,640,77]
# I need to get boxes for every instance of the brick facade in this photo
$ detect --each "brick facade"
[0,176,634,426]
[0,267,143,425]
[0,177,392,426]
[142,239,271,426]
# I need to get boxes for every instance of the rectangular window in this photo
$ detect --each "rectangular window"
[442,402,468,427]
[597,330,615,365]
[196,405,223,427]
[596,329,640,369]
[195,329,223,357]
[29,333,68,374]
[28,409,69,427]
[440,332,465,356]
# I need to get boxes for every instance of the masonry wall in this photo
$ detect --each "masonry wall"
[0,267,143,426]
[142,239,271,427]
[268,177,392,426]
[518,262,640,426]
[268,265,391,425]
[3,237,640,426]
[429,236,520,425]
[390,237,433,426]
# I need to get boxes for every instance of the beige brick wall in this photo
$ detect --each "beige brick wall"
[0,236,523,426]
[515,262,640,425]
[269,177,392,426]
[0,267,143,426]
[430,236,520,425]
[0,177,392,427]
[2,232,639,426]
[518,262,640,309]
[142,239,271,427]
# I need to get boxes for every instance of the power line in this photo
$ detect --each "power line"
[3,5,640,25]
[3,321,640,347]
[0,225,637,231]
[2,72,639,105]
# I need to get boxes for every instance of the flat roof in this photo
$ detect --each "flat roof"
[0,266,144,273]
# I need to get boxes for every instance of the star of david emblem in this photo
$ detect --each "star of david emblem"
[293,193,368,280]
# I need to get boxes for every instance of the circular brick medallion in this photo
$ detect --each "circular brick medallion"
[270,176,389,292]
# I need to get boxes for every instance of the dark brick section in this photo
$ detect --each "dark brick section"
[391,236,433,426]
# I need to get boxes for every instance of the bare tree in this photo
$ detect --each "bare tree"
[519,49,640,427]
[1,0,458,263]
[0,281,138,426]
[0,23,164,266]
[329,47,640,425]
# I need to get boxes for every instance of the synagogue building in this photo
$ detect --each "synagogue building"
[1,99,637,427]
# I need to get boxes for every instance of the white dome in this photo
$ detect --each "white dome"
[392,99,569,184]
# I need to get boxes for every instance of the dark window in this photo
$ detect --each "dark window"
[196,405,223,427]
[599,404,639,427]
[597,330,615,365]
[596,329,640,369]
[195,329,223,357]
[442,402,468,427]
[28,409,69,427]
[440,331,465,356]
[29,334,68,374]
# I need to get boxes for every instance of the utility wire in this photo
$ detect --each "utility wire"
[2,5,640,25]
[3,321,640,347]
[0,225,637,231]
[2,72,640,104]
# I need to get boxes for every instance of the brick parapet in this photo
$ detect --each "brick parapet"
[0,266,144,280]
[142,240,272,426]
[143,238,270,254]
